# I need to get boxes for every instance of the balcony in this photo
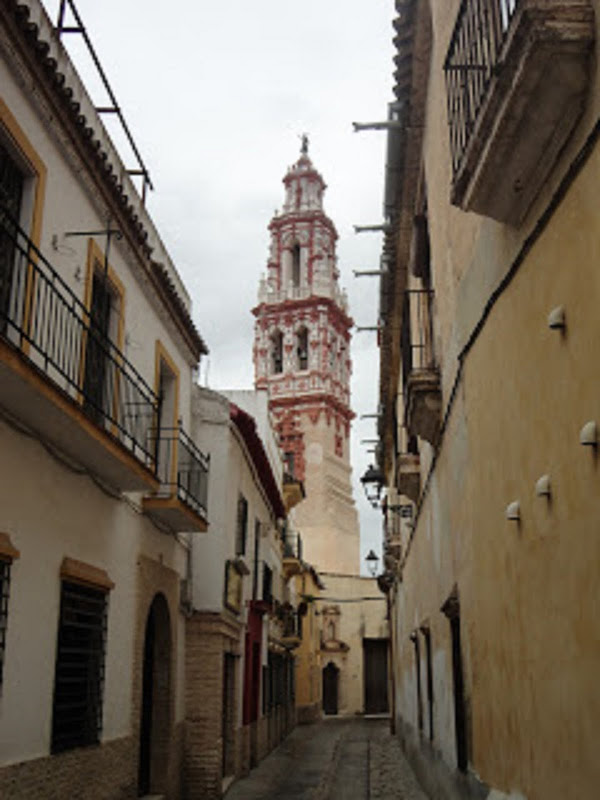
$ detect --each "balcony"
[282,529,303,579]
[397,427,420,503]
[282,472,305,512]
[401,290,441,446]
[0,205,158,491]
[384,540,402,572]
[142,426,209,532]
[281,606,302,649]
[445,0,595,225]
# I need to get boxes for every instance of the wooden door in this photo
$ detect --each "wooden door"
[364,638,389,714]
[322,662,339,715]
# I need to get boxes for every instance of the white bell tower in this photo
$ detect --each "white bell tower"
[253,138,360,575]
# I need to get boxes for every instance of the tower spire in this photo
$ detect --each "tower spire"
[300,132,309,156]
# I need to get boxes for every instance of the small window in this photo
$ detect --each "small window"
[236,494,248,556]
[252,519,261,599]
[0,534,19,692]
[296,327,309,371]
[291,244,301,288]
[0,141,25,335]
[271,330,283,374]
[0,558,12,690]
[262,563,273,604]
[51,580,108,753]
[284,451,295,478]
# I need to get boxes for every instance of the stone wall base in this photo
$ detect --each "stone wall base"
[396,716,489,800]
[184,611,242,800]
[297,701,321,724]
[0,736,136,800]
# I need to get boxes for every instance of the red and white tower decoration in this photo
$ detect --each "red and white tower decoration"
[253,137,360,575]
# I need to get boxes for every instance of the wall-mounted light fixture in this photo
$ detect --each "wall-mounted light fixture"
[547,305,566,331]
[505,501,520,522]
[365,549,380,576]
[361,464,383,508]
[535,475,551,499]
[353,223,392,234]
[580,421,598,447]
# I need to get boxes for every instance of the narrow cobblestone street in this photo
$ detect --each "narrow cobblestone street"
[225,719,429,800]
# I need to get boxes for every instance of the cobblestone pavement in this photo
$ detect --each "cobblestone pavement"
[225,718,429,800]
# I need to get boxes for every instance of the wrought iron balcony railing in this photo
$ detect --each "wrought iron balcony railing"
[0,203,158,466]
[445,0,519,178]
[152,425,209,519]
[400,289,435,384]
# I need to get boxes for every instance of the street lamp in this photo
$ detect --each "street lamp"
[365,549,380,577]
[360,464,383,508]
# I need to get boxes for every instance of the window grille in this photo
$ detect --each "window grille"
[444,0,521,178]
[0,559,11,689]
[51,581,108,753]
[236,494,248,556]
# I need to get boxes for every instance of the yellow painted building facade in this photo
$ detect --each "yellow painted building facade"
[285,563,324,723]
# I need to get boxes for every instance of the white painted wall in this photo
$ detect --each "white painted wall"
[0,418,187,766]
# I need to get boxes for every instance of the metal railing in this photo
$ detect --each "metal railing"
[444,0,519,177]
[283,530,303,561]
[0,204,158,465]
[400,289,435,385]
[153,425,209,519]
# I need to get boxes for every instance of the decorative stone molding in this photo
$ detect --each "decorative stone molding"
[397,452,421,503]
[405,368,442,446]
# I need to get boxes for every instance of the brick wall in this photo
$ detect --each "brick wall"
[184,611,242,800]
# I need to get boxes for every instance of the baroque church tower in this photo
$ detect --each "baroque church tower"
[253,138,360,575]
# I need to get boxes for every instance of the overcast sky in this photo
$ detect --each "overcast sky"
[42,0,395,573]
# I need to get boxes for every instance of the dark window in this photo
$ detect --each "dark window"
[235,494,248,556]
[262,664,269,715]
[271,330,283,374]
[410,631,423,733]
[0,558,12,689]
[291,244,301,288]
[262,563,273,604]
[252,519,260,600]
[51,581,108,753]
[421,626,434,741]
[83,270,116,423]
[442,590,468,771]
[0,141,24,331]
[296,327,308,370]
[284,451,295,478]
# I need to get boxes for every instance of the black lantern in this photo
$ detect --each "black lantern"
[360,464,383,507]
[365,549,380,576]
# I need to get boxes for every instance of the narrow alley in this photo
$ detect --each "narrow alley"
[225,719,428,800]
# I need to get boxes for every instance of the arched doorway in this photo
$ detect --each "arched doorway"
[322,662,339,716]
[138,593,172,796]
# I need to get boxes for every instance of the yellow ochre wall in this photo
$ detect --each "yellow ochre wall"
[395,82,600,800]
[389,4,600,800]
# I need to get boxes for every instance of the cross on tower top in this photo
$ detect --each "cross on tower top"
[300,133,309,156]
